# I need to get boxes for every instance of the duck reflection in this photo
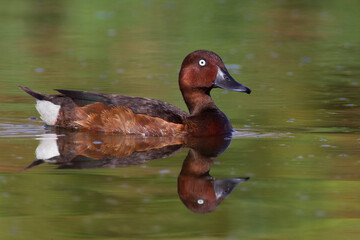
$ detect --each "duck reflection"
[25,129,249,213]
[179,137,249,213]
[26,129,184,169]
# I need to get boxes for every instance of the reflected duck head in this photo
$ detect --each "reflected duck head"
[179,50,251,115]
[178,174,249,214]
[178,136,249,214]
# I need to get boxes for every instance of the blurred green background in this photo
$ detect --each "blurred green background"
[0,0,359,239]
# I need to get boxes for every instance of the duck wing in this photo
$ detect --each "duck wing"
[55,89,187,124]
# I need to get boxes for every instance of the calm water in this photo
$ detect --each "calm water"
[0,0,359,239]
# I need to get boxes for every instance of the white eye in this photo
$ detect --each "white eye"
[199,59,206,66]
[197,199,204,205]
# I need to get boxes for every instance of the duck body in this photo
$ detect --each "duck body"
[20,50,251,137]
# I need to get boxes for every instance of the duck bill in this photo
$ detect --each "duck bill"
[214,177,250,200]
[214,66,251,94]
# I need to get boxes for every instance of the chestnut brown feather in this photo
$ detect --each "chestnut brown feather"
[71,102,186,136]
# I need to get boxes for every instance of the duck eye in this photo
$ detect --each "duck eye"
[198,59,206,66]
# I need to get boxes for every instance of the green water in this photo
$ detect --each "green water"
[0,0,359,239]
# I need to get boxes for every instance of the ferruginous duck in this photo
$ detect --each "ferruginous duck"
[19,50,251,137]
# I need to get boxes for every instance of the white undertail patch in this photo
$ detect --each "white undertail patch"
[36,134,60,160]
[35,100,61,125]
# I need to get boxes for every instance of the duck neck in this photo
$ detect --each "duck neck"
[181,89,233,136]
[182,89,217,116]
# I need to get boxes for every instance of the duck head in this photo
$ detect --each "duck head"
[179,50,251,114]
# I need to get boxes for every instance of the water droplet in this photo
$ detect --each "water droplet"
[336,66,343,70]
[2,192,9,198]
[301,57,311,63]
[226,64,242,70]
[344,42,351,48]
[107,29,116,36]
[159,169,170,174]
[106,198,119,205]
[270,52,279,58]
[95,11,114,19]
[287,118,295,122]
[295,209,304,216]
[315,210,325,217]
[72,196,80,202]
[245,13,254,21]
[300,195,309,201]
[247,53,254,59]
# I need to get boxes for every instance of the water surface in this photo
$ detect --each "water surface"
[0,0,359,239]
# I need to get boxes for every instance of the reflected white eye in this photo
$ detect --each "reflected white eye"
[199,59,206,66]
[197,199,204,205]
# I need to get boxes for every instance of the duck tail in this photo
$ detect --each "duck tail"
[19,86,62,126]
[18,86,47,100]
